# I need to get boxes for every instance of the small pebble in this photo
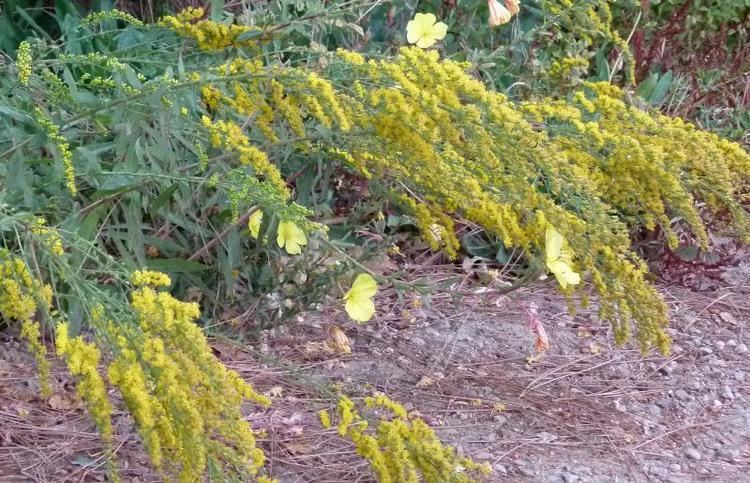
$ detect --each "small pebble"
[721,385,735,400]
[736,343,748,354]
[683,447,702,460]
[518,466,536,477]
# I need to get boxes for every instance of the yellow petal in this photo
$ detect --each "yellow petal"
[547,260,580,289]
[343,274,378,322]
[345,273,378,299]
[406,13,446,48]
[545,226,563,265]
[248,210,263,239]
[415,12,437,28]
[345,297,375,323]
[277,221,307,255]
[416,36,437,49]
[431,21,448,40]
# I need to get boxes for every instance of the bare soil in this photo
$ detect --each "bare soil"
[1,262,749,482]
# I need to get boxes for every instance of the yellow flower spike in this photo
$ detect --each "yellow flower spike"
[488,0,512,26]
[276,221,307,255]
[545,226,581,289]
[248,210,263,239]
[343,274,378,323]
[406,13,448,49]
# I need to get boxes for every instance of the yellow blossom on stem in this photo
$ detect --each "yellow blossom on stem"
[406,13,448,49]
[276,221,307,255]
[248,210,263,239]
[343,274,378,323]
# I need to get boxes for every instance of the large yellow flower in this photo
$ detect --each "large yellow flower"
[248,210,263,239]
[545,226,581,289]
[343,274,378,322]
[276,221,307,255]
[406,13,448,49]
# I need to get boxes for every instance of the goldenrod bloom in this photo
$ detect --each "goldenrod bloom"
[343,274,377,323]
[406,13,448,49]
[276,221,307,255]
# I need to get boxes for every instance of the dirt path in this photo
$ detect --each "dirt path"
[1,271,749,482]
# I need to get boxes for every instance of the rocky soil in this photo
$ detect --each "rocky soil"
[1,263,749,482]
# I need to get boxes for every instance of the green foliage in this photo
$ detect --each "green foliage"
[1,3,749,481]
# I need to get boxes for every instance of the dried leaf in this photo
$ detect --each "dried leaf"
[48,393,74,410]
[328,325,351,354]
[283,441,313,455]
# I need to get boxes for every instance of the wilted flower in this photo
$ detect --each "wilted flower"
[488,0,512,26]
[505,0,520,15]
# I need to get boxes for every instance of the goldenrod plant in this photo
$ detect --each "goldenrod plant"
[1,4,749,481]
[322,393,491,482]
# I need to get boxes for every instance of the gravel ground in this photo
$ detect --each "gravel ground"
[1,268,749,482]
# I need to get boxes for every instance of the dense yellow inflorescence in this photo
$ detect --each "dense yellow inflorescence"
[160,9,750,352]
[542,0,635,84]
[0,251,54,396]
[31,217,65,256]
[159,7,262,51]
[16,40,32,86]
[328,394,491,482]
[102,271,271,482]
[33,108,76,195]
[56,322,114,442]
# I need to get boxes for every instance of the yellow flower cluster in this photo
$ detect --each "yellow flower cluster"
[548,56,590,84]
[327,394,490,482]
[541,0,634,84]
[16,41,32,86]
[159,7,263,51]
[31,217,65,256]
[82,9,144,26]
[0,252,54,396]
[201,116,288,194]
[33,108,76,195]
[131,269,171,287]
[162,12,750,352]
[522,82,750,249]
[58,52,126,71]
[102,272,271,481]
[55,322,114,443]
[20,320,52,397]
[0,252,51,322]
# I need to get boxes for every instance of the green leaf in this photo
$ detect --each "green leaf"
[149,184,179,216]
[146,258,209,273]
[650,71,674,106]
